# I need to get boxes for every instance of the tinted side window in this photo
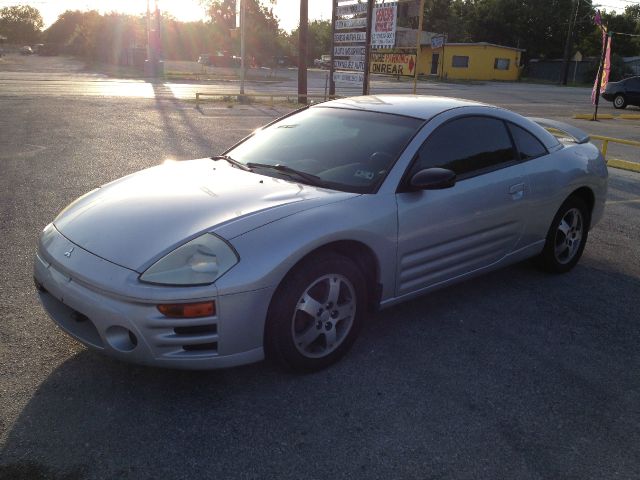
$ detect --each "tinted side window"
[412,117,517,178]
[509,123,547,161]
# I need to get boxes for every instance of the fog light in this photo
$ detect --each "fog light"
[105,326,138,352]
[157,301,216,318]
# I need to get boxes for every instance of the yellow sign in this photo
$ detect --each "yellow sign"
[370,53,417,77]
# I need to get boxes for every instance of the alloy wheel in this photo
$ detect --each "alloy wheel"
[554,207,583,265]
[291,274,356,359]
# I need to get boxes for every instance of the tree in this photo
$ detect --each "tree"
[287,20,331,65]
[0,5,43,44]
[203,0,280,65]
[44,10,144,64]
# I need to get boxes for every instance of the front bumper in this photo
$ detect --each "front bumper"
[34,227,274,369]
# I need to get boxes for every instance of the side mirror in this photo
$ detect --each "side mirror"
[409,168,456,190]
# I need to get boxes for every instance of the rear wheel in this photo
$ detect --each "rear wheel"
[265,253,367,372]
[536,196,590,273]
[613,94,627,109]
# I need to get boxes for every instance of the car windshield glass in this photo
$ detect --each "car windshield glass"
[226,107,423,193]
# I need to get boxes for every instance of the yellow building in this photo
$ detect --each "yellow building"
[418,42,524,81]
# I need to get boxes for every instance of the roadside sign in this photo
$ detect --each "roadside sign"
[334,46,367,57]
[336,3,368,16]
[370,53,416,76]
[431,35,445,49]
[371,2,397,48]
[334,60,365,71]
[335,18,367,29]
[331,0,374,95]
[334,32,367,43]
[333,71,364,85]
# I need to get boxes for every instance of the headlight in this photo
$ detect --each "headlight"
[140,233,238,286]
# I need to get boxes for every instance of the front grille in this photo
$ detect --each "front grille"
[38,289,104,349]
[146,315,219,357]
[174,324,217,336]
[183,342,218,352]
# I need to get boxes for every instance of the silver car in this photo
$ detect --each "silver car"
[34,95,608,372]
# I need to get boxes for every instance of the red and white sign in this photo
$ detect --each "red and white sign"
[371,2,397,48]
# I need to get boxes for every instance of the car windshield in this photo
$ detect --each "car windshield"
[226,107,423,193]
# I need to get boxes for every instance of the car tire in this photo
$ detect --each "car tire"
[535,196,590,274]
[613,94,627,109]
[265,252,368,372]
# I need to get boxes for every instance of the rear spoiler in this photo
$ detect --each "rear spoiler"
[528,117,590,144]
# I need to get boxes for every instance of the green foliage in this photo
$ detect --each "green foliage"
[44,11,144,64]
[416,0,639,61]
[161,20,214,61]
[203,0,280,65]
[286,20,332,66]
[0,5,43,44]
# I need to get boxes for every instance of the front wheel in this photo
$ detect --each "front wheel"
[265,253,368,372]
[613,94,627,109]
[535,196,590,273]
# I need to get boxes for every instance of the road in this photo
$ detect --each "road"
[2,54,638,163]
[1,56,639,480]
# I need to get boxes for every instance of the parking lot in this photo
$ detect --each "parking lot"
[1,55,639,479]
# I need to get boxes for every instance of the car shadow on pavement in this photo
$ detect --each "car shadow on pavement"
[2,260,639,479]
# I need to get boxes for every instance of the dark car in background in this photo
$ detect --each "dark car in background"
[602,76,640,109]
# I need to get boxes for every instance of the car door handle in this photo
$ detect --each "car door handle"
[509,183,525,200]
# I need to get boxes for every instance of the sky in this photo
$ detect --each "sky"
[0,0,635,32]
[0,0,332,31]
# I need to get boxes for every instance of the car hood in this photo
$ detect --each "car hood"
[54,159,357,272]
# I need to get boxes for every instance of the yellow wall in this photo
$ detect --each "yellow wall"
[418,44,522,81]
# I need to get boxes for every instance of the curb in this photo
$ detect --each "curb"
[573,113,640,120]
[608,159,640,173]
[573,114,614,120]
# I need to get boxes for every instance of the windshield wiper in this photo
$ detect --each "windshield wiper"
[246,162,323,186]
[210,155,252,171]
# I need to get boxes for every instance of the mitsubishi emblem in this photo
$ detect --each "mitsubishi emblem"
[64,247,74,258]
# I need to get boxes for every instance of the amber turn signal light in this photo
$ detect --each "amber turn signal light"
[157,301,216,318]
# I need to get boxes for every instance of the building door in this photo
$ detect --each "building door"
[430,54,439,75]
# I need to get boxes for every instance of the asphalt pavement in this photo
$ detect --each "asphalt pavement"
[1,57,640,480]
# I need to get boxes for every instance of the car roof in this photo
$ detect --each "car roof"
[314,95,488,120]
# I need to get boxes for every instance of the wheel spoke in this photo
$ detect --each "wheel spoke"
[334,303,355,321]
[297,293,323,318]
[324,327,337,349]
[326,277,341,305]
[558,219,571,237]
[570,211,581,229]
[296,326,321,350]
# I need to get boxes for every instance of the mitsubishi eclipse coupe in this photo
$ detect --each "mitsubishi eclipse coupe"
[34,95,608,372]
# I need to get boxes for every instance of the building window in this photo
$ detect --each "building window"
[494,58,510,70]
[451,55,469,68]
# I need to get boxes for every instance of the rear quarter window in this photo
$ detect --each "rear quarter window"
[508,123,548,161]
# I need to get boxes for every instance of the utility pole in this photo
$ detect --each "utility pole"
[298,0,308,104]
[561,0,580,85]
[329,0,337,97]
[146,0,151,61]
[363,0,374,95]
[240,0,246,96]
[413,0,426,94]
